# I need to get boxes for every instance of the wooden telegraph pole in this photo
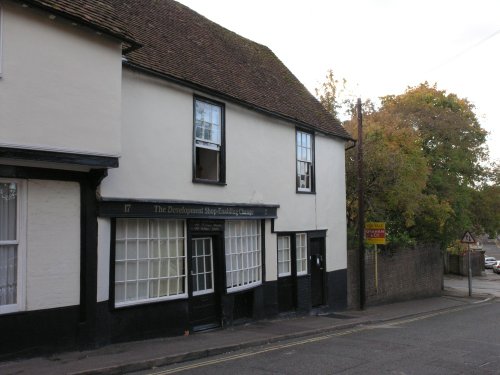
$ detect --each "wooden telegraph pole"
[357,98,365,310]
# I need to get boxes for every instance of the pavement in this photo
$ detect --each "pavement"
[0,275,496,375]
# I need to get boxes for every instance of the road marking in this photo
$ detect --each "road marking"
[147,304,486,374]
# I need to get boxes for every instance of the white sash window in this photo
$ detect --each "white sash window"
[194,98,225,182]
[296,130,314,192]
[296,233,308,275]
[277,236,291,277]
[0,180,26,314]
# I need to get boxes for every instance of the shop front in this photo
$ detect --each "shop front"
[98,199,279,340]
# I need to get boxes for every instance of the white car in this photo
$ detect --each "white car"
[493,261,500,274]
[485,256,497,269]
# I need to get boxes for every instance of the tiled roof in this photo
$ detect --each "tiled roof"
[18,0,351,140]
[18,0,139,51]
[117,0,350,140]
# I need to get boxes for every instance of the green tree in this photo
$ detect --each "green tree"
[343,107,432,247]
[470,185,500,237]
[316,74,492,248]
[315,69,349,122]
[379,83,489,246]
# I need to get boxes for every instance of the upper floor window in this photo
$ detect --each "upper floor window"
[194,97,225,183]
[296,130,314,192]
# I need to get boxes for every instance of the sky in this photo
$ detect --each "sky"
[176,0,500,163]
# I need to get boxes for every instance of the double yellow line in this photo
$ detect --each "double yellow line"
[149,304,477,374]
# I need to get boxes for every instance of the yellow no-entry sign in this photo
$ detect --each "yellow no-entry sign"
[365,222,386,245]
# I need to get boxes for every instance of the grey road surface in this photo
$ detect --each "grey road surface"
[137,299,500,375]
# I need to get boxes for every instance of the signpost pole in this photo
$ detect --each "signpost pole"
[468,243,472,297]
[461,231,475,297]
[375,244,378,293]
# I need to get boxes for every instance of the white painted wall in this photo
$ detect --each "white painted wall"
[315,135,348,271]
[264,220,278,281]
[0,2,122,157]
[26,179,80,310]
[97,218,111,303]
[100,69,347,274]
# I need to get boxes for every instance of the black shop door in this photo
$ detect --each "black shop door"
[310,237,325,307]
[189,235,221,331]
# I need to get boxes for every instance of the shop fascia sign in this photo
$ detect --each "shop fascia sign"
[98,199,279,219]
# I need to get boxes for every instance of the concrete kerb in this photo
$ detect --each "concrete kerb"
[68,294,491,375]
[69,320,364,375]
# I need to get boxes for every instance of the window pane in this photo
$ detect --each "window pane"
[115,262,125,282]
[195,147,220,181]
[149,220,158,238]
[126,262,137,281]
[116,219,126,239]
[160,259,169,277]
[127,219,138,238]
[138,261,148,279]
[0,183,17,241]
[206,273,212,290]
[169,278,179,295]
[127,242,138,260]
[0,245,17,306]
[115,283,125,303]
[115,241,125,261]
[126,282,137,300]
[159,279,169,297]
[138,220,148,238]
[138,240,148,259]
[138,281,148,299]
[168,239,177,257]
[149,280,159,298]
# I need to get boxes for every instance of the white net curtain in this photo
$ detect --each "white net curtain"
[0,182,18,306]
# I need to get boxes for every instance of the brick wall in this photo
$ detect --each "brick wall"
[348,244,443,308]
[446,252,484,276]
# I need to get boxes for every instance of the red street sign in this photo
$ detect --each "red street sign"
[365,222,386,245]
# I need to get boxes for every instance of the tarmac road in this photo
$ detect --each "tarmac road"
[2,239,499,375]
[446,239,500,297]
[133,299,500,375]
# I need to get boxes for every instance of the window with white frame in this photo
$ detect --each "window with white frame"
[224,220,261,292]
[277,236,291,277]
[191,237,214,296]
[0,180,25,314]
[296,233,307,275]
[296,130,314,192]
[194,98,224,182]
[114,219,187,306]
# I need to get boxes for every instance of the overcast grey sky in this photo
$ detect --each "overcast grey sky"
[177,0,500,162]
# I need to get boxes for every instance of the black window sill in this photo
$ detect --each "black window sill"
[296,189,316,195]
[193,178,227,186]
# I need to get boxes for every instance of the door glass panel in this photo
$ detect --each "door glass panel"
[192,237,214,296]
